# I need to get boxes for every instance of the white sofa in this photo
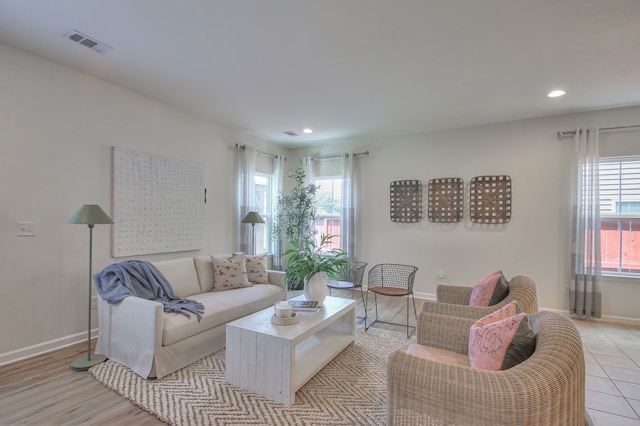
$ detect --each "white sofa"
[95,255,286,379]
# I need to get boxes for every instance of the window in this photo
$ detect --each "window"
[314,177,342,251]
[599,156,640,275]
[253,173,272,254]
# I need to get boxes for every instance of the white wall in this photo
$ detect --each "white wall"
[291,106,640,323]
[0,43,287,361]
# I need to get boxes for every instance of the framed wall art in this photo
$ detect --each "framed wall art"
[390,180,422,223]
[428,177,463,223]
[469,175,512,224]
[112,147,205,257]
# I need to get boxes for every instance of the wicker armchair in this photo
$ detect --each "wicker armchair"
[387,310,585,425]
[420,275,538,319]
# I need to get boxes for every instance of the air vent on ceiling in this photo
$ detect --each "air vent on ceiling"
[65,30,113,54]
[282,130,298,137]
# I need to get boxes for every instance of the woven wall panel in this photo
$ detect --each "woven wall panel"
[428,177,463,223]
[469,175,512,224]
[390,180,422,223]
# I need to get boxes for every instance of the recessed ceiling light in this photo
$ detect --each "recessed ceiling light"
[547,90,566,98]
[302,128,313,134]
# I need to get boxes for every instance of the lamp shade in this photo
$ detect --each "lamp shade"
[68,204,114,225]
[241,211,265,224]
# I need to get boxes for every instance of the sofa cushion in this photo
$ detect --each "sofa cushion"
[469,270,509,306]
[406,344,469,367]
[246,255,270,284]
[194,256,215,292]
[152,258,201,298]
[161,284,284,346]
[212,252,252,291]
[468,302,536,370]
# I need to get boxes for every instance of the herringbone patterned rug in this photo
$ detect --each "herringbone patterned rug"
[90,327,415,425]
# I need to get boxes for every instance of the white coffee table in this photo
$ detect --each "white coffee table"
[225,295,356,405]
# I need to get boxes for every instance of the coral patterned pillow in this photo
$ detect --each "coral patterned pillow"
[468,302,536,370]
[246,255,269,284]
[212,253,252,291]
[469,270,509,306]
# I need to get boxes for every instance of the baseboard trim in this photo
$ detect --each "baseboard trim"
[0,329,99,367]
[539,307,640,326]
[414,291,436,301]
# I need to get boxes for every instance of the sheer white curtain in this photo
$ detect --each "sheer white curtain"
[302,156,314,186]
[570,128,602,319]
[340,153,355,258]
[271,154,285,270]
[236,145,257,254]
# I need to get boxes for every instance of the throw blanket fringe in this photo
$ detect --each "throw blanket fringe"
[94,260,204,321]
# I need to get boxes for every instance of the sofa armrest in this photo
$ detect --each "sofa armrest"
[416,312,473,354]
[435,284,472,304]
[96,296,163,378]
[267,270,286,290]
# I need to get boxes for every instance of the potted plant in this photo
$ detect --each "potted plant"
[273,168,319,289]
[283,234,351,302]
[273,168,318,247]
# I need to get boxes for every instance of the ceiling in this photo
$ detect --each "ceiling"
[1,1,639,148]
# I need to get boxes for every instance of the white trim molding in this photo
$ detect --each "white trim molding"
[0,328,99,367]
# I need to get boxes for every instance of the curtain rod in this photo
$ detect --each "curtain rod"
[234,143,286,160]
[557,124,640,139]
[309,151,370,161]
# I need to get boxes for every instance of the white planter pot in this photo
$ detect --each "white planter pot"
[304,272,328,304]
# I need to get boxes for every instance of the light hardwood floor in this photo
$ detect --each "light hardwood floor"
[0,289,414,425]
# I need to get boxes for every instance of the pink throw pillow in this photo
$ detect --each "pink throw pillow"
[468,302,535,370]
[469,270,509,306]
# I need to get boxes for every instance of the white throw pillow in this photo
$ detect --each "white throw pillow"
[212,252,252,291]
[246,255,270,284]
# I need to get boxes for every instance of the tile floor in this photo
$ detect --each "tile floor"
[575,319,640,425]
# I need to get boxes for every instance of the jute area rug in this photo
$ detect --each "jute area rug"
[90,327,415,426]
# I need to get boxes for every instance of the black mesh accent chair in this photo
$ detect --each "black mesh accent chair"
[365,264,419,338]
[326,261,368,304]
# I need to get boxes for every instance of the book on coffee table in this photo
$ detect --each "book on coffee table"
[288,300,321,311]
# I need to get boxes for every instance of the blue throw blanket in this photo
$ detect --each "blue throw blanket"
[94,260,204,321]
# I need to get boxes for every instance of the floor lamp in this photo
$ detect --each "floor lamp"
[68,204,114,371]
[241,211,265,255]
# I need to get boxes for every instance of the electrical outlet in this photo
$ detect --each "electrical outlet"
[91,296,98,310]
[17,222,35,237]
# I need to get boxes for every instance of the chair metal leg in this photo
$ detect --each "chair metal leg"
[412,293,417,319]
[364,290,369,330]
[406,296,410,338]
[365,292,416,338]
[374,293,379,322]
